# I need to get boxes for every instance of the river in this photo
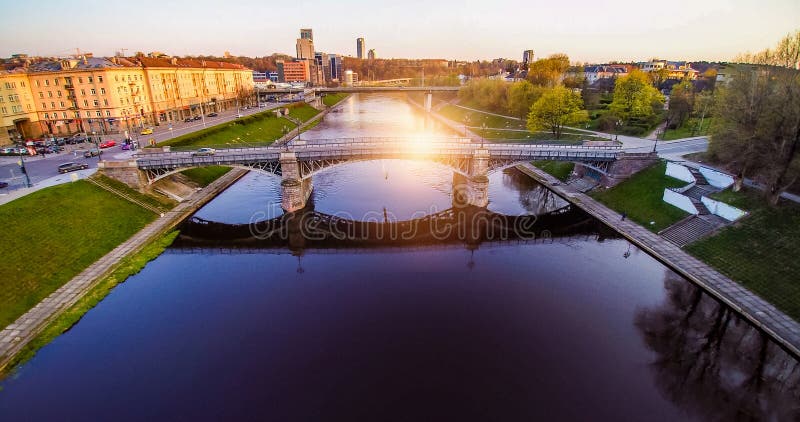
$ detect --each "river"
[1,94,798,421]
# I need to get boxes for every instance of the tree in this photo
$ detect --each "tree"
[506,81,544,119]
[666,78,694,128]
[527,86,588,139]
[609,69,664,124]
[709,66,800,203]
[692,90,715,136]
[735,30,800,69]
[526,54,570,87]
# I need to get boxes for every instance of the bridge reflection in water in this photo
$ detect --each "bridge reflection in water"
[173,204,619,255]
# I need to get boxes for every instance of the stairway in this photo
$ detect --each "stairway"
[86,177,163,215]
[567,177,599,193]
[688,167,710,185]
[660,214,729,247]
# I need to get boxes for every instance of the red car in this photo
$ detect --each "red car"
[99,140,116,148]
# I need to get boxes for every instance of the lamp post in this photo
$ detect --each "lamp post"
[480,123,487,148]
[17,135,31,188]
[91,131,101,163]
[463,114,471,137]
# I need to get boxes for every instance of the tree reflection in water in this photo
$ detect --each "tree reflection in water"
[501,168,568,215]
[636,271,800,420]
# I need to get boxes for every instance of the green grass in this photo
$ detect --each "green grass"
[180,166,232,187]
[532,161,575,181]
[1,231,179,377]
[322,93,349,107]
[592,161,690,232]
[159,103,320,150]
[0,181,156,329]
[686,188,800,320]
[663,117,714,141]
[439,104,527,130]
[94,174,176,212]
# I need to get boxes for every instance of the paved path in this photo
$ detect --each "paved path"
[0,168,98,206]
[0,168,249,372]
[516,162,800,359]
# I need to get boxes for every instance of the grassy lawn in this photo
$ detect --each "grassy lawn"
[0,181,156,328]
[439,104,527,130]
[663,117,713,141]
[532,161,575,181]
[592,161,689,232]
[686,188,800,320]
[322,93,349,107]
[180,166,232,187]
[159,103,320,150]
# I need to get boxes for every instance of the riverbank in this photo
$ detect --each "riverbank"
[0,168,249,375]
[516,162,800,359]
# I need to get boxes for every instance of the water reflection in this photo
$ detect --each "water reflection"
[636,272,800,420]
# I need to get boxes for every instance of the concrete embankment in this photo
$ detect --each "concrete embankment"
[0,168,249,371]
[516,162,800,359]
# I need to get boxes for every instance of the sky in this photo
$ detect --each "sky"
[1,0,798,63]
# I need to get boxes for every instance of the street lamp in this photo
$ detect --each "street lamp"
[17,135,31,188]
[463,114,471,137]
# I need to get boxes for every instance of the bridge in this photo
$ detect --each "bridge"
[172,204,619,253]
[105,137,649,212]
[256,86,460,95]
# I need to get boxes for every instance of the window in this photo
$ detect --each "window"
[100,88,105,95]
[3,82,9,89]
[86,111,91,118]
[96,111,101,117]
[98,76,103,83]
[1,107,6,114]
[50,102,55,108]
[62,112,67,118]
[35,81,40,87]
[60,101,65,107]
[57,90,62,97]
[45,79,50,86]
[103,99,108,106]
[80,89,86,96]
[0,96,4,103]
[74,112,80,118]
[88,76,93,83]
[44,113,50,119]
[105,110,111,117]
[93,100,99,107]
[54,78,59,85]
[90,88,96,95]
[48,91,53,98]
[78,77,83,84]
[83,100,88,107]
[41,102,47,109]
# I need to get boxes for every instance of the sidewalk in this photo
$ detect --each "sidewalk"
[0,168,248,372]
[517,162,800,359]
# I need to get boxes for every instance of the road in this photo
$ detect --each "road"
[0,103,281,192]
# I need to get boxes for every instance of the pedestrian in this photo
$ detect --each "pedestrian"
[621,211,627,221]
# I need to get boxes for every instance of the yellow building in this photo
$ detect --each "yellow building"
[0,70,41,145]
[1,56,254,145]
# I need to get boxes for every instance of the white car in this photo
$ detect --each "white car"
[235,113,244,118]
[192,147,216,157]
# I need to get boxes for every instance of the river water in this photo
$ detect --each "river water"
[1,94,798,421]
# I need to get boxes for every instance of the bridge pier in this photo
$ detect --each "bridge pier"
[280,152,313,212]
[98,160,147,191]
[452,149,490,208]
[424,92,432,112]
[602,152,659,187]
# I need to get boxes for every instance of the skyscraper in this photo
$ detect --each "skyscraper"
[329,54,343,81]
[356,38,365,59]
[296,28,314,59]
[367,49,376,60]
[523,50,534,66]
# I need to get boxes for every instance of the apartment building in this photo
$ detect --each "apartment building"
[0,55,254,145]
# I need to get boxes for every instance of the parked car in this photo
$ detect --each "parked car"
[83,148,102,158]
[69,133,88,144]
[184,117,194,123]
[207,112,218,117]
[192,147,216,156]
[140,128,153,135]
[58,162,89,174]
[0,181,8,189]
[99,140,116,148]
[235,114,244,118]
[192,115,202,121]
